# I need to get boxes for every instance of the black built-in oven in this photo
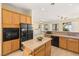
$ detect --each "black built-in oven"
[3,28,19,42]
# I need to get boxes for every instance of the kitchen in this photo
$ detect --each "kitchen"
[0,3,79,56]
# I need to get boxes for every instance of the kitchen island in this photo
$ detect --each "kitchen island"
[23,37,52,56]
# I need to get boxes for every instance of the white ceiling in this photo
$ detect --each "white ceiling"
[9,3,79,22]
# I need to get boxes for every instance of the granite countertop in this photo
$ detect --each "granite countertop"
[47,33,79,39]
[22,37,51,55]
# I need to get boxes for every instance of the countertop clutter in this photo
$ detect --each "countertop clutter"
[23,37,51,56]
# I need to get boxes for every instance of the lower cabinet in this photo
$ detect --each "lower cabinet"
[2,41,12,55]
[73,40,79,53]
[2,39,20,56]
[34,45,45,56]
[67,39,79,53]
[11,39,20,52]
[59,37,67,49]
[59,37,79,53]
[45,41,51,56]
[34,41,51,56]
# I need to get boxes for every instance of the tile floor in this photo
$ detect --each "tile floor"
[8,46,79,56]
[51,46,79,56]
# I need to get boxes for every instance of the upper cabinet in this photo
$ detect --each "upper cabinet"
[2,9,20,28]
[12,12,20,25]
[20,14,27,23]
[26,16,32,24]
[20,15,32,24]
[2,9,12,25]
[2,9,32,28]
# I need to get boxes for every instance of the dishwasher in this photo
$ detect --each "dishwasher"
[51,36,59,47]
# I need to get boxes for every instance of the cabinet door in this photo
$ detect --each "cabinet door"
[35,45,45,56]
[73,39,79,53]
[2,9,12,25]
[2,41,12,55]
[45,40,51,56]
[59,37,67,49]
[35,50,45,56]
[12,13,20,25]
[20,15,27,23]
[26,16,32,24]
[67,39,74,51]
[23,47,32,56]
[67,39,79,53]
[11,39,20,52]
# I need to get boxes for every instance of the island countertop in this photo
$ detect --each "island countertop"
[22,37,51,55]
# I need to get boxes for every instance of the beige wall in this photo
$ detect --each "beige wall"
[0,3,2,56]
[57,18,79,32]
[38,18,79,32]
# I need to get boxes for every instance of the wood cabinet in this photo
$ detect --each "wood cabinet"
[2,9,32,28]
[2,9,20,28]
[12,12,20,25]
[59,36,79,53]
[2,9,13,28]
[34,45,45,56]
[20,15,27,23]
[2,41,12,55]
[67,39,79,53]
[59,37,67,49]
[73,40,79,53]
[11,39,20,52]
[2,9,12,25]
[20,15,32,24]
[45,41,51,56]
[26,16,32,24]
[2,39,20,56]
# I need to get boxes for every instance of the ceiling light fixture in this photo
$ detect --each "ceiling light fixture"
[68,4,72,6]
[51,3,55,5]
[41,8,45,11]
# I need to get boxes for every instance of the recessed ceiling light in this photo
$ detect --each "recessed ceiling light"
[41,8,45,11]
[68,4,72,6]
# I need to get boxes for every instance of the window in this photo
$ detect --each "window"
[63,22,72,31]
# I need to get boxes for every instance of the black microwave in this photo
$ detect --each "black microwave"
[3,28,19,41]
